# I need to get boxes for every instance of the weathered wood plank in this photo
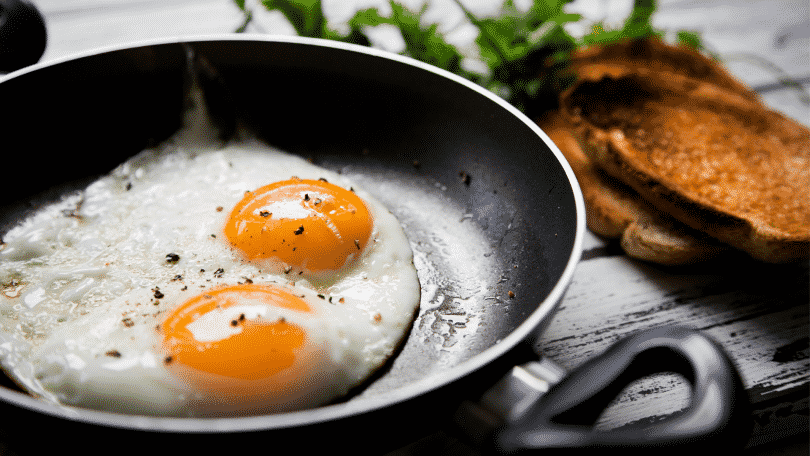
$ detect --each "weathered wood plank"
[37,0,245,62]
[538,251,809,445]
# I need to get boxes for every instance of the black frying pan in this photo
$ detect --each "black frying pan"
[0,37,749,455]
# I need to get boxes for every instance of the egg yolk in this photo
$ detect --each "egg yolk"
[161,284,313,381]
[224,178,373,272]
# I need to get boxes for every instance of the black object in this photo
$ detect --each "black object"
[456,326,751,454]
[0,0,46,72]
[0,38,749,455]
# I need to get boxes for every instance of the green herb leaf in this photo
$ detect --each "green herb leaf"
[235,9,252,34]
[239,0,700,116]
[677,30,705,51]
[260,0,327,38]
[388,2,466,74]
[347,7,389,28]
[453,0,579,114]
[582,22,627,46]
[622,0,656,39]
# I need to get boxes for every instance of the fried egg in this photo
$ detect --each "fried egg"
[0,111,419,417]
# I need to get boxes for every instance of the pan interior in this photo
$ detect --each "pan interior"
[0,39,579,416]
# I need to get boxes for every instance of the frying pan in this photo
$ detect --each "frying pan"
[0,36,749,455]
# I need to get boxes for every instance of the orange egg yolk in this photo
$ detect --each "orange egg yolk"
[224,178,373,272]
[161,284,313,381]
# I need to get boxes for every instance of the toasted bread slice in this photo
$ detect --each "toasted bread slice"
[563,66,810,263]
[536,38,740,265]
[538,111,727,265]
[569,38,759,102]
[620,218,728,265]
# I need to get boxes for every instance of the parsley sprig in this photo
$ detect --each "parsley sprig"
[233,0,698,116]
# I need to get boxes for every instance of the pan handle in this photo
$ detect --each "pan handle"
[455,326,751,454]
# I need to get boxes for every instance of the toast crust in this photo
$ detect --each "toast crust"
[564,67,810,263]
[570,38,759,101]
[620,219,727,265]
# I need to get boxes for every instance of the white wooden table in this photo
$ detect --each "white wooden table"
[3,0,809,455]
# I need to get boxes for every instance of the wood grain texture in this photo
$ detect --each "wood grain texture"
[537,249,809,446]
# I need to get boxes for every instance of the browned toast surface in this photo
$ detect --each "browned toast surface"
[563,66,810,262]
[570,38,759,101]
[538,110,728,265]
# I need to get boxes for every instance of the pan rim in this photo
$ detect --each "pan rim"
[0,34,586,432]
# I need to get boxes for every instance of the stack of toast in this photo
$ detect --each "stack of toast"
[537,38,809,264]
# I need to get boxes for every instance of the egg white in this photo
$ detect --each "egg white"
[0,124,419,416]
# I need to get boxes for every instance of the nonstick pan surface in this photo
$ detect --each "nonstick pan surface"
[0,36,584,454]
